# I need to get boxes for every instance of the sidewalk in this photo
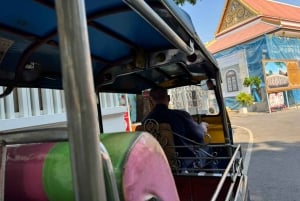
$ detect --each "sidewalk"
[228,106,300,117]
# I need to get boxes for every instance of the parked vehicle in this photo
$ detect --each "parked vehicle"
[0,0,249,200]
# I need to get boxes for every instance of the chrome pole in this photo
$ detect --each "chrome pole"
[54,0,106,200]
[211,145,241,201]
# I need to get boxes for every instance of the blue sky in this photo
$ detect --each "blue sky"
[181,0,300,43]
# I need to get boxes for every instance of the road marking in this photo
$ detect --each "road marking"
[232,125,253,175]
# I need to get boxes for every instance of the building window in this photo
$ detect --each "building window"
[226,70,239,92]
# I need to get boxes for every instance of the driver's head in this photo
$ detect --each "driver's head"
[149,86,170,106]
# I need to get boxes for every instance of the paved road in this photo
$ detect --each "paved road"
[229,109,300,201]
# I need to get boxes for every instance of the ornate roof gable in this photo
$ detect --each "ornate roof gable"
[218,0,256,33]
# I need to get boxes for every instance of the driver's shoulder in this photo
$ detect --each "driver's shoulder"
[171,109,190,118]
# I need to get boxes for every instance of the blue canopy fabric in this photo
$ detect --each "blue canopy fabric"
[0,0,218,93]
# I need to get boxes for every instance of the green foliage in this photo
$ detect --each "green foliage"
[252,76,262,89]
[242,76,262,100]
[235,92,254,107]
[242,76,261,89]
[174,0,198,5]
[242,77,252,87]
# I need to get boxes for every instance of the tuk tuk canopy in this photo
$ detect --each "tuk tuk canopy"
[0,0,219,94]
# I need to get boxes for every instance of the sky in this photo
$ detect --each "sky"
[181,0,300,43]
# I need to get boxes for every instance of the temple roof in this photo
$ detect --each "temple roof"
[208,21,279,53]
[243,0,300,22]
[207,0,300,54]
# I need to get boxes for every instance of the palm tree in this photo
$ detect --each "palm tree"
[243,76,262,101]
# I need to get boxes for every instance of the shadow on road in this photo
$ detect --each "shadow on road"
[230,109,300,201]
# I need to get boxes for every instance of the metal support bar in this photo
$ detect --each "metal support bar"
[0,87,13,98]
[124,0,194,55]
[54,0,107,200]
[211,145,241,201]
[224,158,243,201]
[100,143,120,201]
[0,128,68,144]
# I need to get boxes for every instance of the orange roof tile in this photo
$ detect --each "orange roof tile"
[243,0,300,22]
[208,0,300,54]
[207,21,278,54]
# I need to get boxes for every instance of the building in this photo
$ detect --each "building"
[0,86,128,132]
[207,0,300,112]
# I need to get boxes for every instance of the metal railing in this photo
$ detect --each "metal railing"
[211,144,243,201]
[0,86,123,120]
[170,144,244,201]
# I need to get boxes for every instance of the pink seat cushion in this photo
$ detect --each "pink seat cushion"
[123,133,179,201]
[5,143,55,201]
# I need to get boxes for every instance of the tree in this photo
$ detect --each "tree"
[174,0,198,5]
[243,76,261,90]
[236,92,254,113]
[243,76,262,100]
[235,92,254,107]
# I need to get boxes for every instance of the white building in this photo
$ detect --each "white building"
[0,87,128,133]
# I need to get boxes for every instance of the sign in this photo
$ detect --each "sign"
[263,60,300,93]
[268,92,285,110]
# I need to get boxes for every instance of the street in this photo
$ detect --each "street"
[230,109,300,201]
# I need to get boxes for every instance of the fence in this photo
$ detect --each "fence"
[0,87,127,132]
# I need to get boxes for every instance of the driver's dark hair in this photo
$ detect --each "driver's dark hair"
[149,86,168,102]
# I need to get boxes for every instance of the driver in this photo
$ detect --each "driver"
[142,86,208,169]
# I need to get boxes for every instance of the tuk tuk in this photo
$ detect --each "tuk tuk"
[0,0,249,200]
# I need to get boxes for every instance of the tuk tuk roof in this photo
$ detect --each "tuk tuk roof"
[0,0,219,94]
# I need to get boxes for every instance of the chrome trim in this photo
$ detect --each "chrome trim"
[55,0,106,200]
